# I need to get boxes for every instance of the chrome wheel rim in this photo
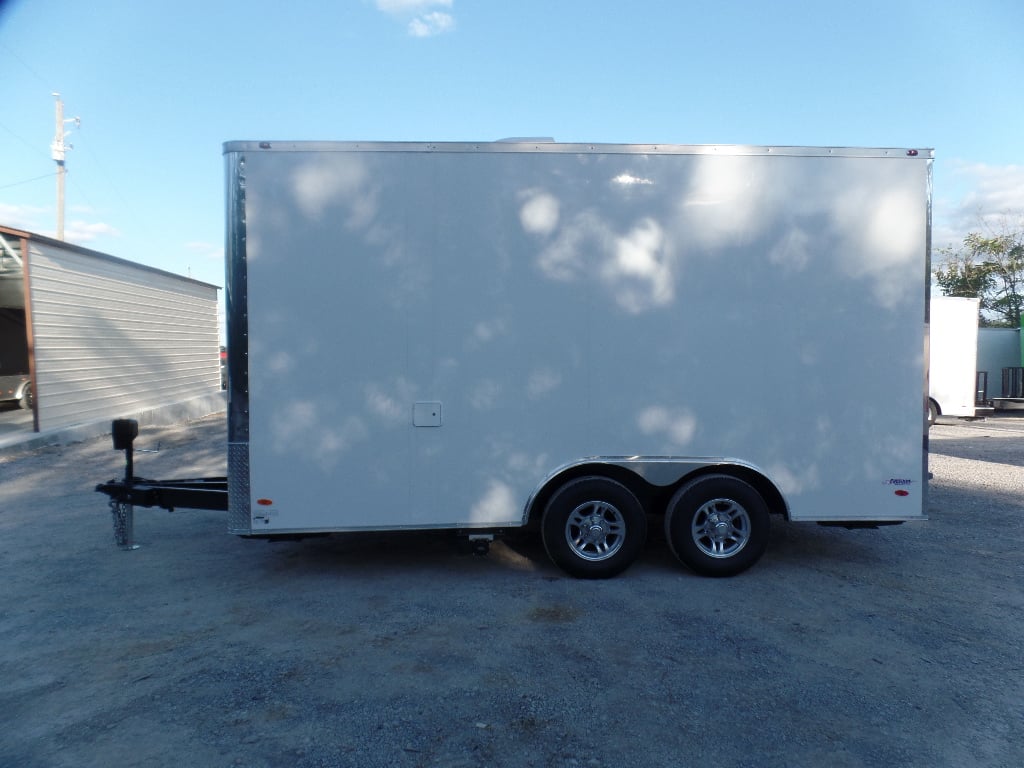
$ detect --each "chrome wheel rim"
[565,500,626,561]
[691,497,750,558]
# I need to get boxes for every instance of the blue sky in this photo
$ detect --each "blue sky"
[1,0,1022,295]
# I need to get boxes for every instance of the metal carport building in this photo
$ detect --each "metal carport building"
[0,225,222,439]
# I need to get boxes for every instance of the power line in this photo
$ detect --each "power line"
[0,172,57,191]
[0,120,49,159]
[0,41,50,87]
[78,139,134,217]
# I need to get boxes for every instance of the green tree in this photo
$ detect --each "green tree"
[935,225,1024,327]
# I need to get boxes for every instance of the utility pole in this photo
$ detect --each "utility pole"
[50,93,80,241]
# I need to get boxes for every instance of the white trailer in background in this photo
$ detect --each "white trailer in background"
[101,140,933,579]
[928,296,981,423]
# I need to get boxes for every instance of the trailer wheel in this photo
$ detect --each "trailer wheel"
[19,382,32,410]
[541,476,647,579]
[664,474,769,577]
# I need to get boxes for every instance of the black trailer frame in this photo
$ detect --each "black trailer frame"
[95,419,227,548]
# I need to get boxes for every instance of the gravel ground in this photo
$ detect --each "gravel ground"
[1,413,1022,768]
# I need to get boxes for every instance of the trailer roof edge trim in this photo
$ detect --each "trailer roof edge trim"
[222,141,934,160]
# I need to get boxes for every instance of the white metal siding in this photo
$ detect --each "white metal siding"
[26,241,220,431]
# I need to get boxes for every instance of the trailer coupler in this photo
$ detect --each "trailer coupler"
[95,419,229,549]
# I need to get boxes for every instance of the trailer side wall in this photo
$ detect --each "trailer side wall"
[225,142,931,533]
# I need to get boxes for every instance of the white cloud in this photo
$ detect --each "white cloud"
[612,173,653,186]
[535,210,609,281]
[270,400,368,469]
[638,405,697,447]
[531,204,676,314]
[768,227,811,271]
[0,204,119,248]
[64,220,120,243]
[766,462,820,495]
[519,189,560,236]
[526,368,561,399]
[470,379,501,410]
[470,480,517,524]
[472,319,506,344]
[934,162,1024,250]
[602,217,674,313]
[824,164,928,310]
[365,378,415,423]
[957,163,1024,214]
[267,350,294,374]
[678,154,770,248]
[376,0,449,12]
[290,154,375,226]
[185,241,222,261]
[375,0,455,37]
[408,11,454,37]
[0,202,47,233]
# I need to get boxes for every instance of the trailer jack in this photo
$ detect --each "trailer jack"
[95,419,229,549]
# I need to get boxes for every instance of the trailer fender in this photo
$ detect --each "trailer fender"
[524,458,789,528]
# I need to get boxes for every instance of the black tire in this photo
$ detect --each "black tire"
[664,474,770,577]
[541,476,647,579]
[18,382,32,410]
[927,399,938,427]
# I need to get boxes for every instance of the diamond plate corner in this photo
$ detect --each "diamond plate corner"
[228,442,252,534]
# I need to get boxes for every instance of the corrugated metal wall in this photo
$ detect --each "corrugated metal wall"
[26,240,220,432]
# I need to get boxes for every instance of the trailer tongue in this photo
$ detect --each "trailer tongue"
[97,419,227,549]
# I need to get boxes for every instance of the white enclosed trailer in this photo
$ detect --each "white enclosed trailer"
[211,140,933,578]
[105,140,932,579]
[928,296,981,422]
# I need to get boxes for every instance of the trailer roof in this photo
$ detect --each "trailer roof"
[223,140,934,159]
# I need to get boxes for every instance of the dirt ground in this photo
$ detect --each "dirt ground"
[1,414,1022,767]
